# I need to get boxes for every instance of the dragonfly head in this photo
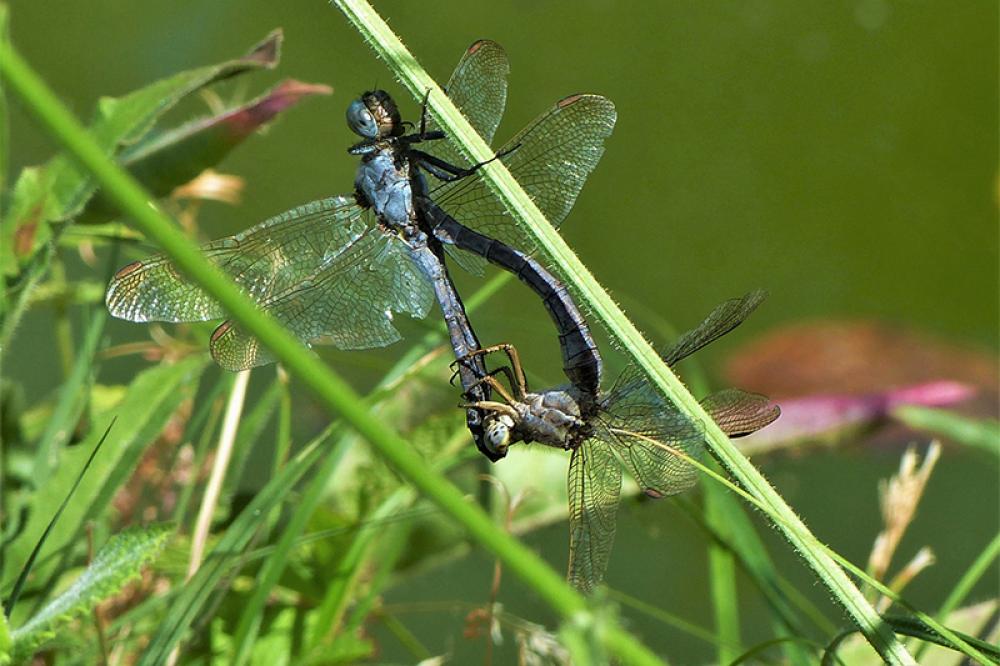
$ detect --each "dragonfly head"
[483,413,516,459]
[347,90,403,140]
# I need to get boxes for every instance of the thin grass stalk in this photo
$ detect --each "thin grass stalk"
[170,378,230,525]
[628,432,988,663]
[329,1,914,662]
[169,369,250,666]
[703,478,742,663]
[232,276,507,662]
[229,422,349,666]
[0,40,665,666]
[913,533,1000,660]
[185,369,251,580]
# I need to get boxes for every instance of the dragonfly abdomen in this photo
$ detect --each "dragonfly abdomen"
[428,206,602,397]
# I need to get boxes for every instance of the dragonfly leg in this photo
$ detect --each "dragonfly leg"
[411,142,519,183]
[462,372,519,405]
[460,399,519,423]
[461,343,529,398]
[418,88,432,138]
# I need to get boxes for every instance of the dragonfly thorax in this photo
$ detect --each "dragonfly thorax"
[355,148,417,229]
[509,389,587,450]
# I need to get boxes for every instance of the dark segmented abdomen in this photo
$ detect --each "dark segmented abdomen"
[405,232,503,460]
[428,204,602,398]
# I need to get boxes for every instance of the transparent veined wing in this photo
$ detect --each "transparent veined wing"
[701,388,780,438]
[106,197,369,323]
[423,39,509,169]
[209,224,435,370]
[567,438,621,593]
[433,94,616,259]
[609,290,768,400]
[662,290,767,366]
[106,197,436,371]
[422,39,509,277]
[601,375,704,499]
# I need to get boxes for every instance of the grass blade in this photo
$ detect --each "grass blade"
[3,418,115,617]
[330,1,916,661]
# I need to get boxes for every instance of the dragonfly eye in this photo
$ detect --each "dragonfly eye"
[347,99,379,139]
[484,414,514,457]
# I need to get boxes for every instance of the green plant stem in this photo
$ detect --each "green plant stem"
[31,310,105,484]
[703,476,742,664]
[0,39,663,666]
[330,1,914,662]
[49,260,75,379]
[913,533,1000,660]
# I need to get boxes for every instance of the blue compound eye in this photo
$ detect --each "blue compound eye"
[346,99,378,139]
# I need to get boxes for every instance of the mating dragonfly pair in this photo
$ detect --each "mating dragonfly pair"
[106,41,778,591]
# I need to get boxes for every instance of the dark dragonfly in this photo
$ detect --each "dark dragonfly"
[104,41,616,457]
[457,291,781,591]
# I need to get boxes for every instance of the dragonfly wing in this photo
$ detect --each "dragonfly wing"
[602,374,704,498]
[606,290,769,399]
[443,242,488,277]
[432,94,616,254]
[423,39,509,169]
[701,388,780,438]
[210,226,435,371]
[662,290,767,366]
[106,197,368,323]
[424,40,509,278]
[567,438,621,593]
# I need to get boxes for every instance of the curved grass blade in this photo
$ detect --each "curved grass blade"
[3,418,115,617]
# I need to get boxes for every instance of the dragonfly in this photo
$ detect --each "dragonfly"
[104,40,616,459]
[456,291,781,591]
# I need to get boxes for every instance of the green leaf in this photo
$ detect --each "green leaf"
[80,78,331,222]
[124,79,328,198]
[52,29,281,219]
[892,405,1000,455]
[822,615,1000,666]
[0,610,11,665]
[0,29,282,276]
[30,311,106,484]
[137,437,327,665]
[4,418,115,620]
[10,524,171,661]
[0,355,207,590]
[0,167,50,279]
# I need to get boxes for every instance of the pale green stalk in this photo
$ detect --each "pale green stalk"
[330,1,914,661]
[0,39,664,666]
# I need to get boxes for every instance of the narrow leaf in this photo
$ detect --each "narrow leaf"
[0,356,206,587]
[137,439,326,665]
[0,2,9,194]
[81,78,331,221]
[1,29,282,275]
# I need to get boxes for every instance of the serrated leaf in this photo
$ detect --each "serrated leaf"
[10,524,171,660]
[0,356,207,589]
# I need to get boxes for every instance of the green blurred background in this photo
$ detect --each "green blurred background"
[6,0,998,662]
